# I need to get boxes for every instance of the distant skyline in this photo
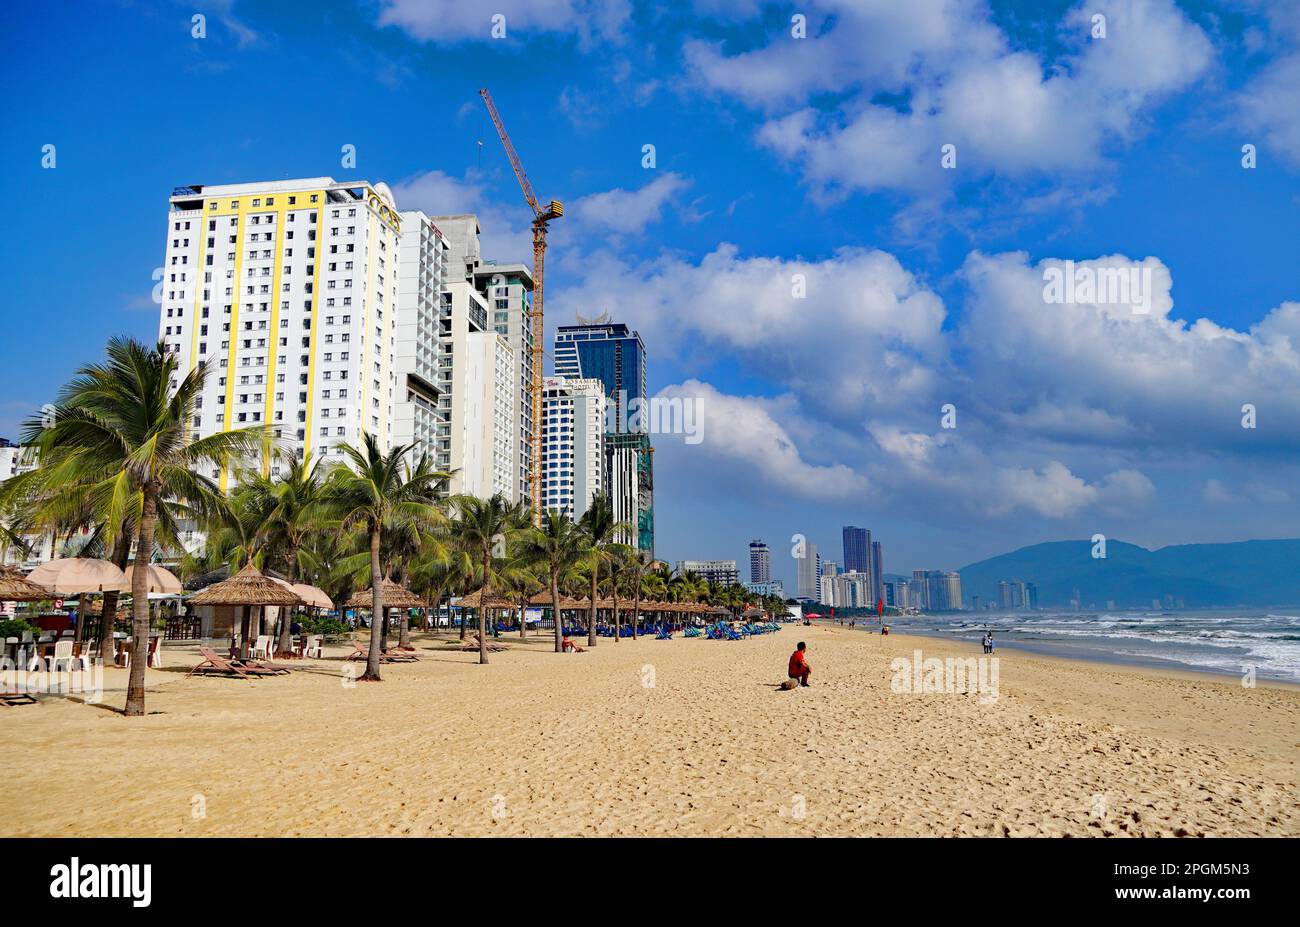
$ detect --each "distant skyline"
[3,1,1299,575]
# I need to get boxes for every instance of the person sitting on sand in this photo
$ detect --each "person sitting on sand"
[788,641,811,687]
[562,635,585,653]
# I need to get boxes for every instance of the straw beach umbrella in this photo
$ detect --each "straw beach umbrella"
[0,566,51,602]
[189,562,301,658]
[347,580,421,650]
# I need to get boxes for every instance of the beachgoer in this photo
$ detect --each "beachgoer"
[987,633,995,654]
[788,641,811,687]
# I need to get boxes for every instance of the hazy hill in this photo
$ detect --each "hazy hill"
[955,538,1300,608]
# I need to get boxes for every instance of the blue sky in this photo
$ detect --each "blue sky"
[2,0,1298,588]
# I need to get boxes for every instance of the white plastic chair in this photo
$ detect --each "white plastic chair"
[304,635,323,659]
[252,635,273,661]
[148,636,164,668]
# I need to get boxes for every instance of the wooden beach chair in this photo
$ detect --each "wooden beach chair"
[188,647,279,679]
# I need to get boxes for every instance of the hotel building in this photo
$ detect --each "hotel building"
[158,177,408,481]
[675,560,740,586]
[539,376,607,520]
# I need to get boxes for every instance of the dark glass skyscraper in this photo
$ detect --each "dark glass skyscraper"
[554,322,647,429]
[554,319,653,557]
[842,526,869,574]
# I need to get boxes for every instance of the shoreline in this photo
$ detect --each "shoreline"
[3,624,1297,837]
[873,622,1300,689]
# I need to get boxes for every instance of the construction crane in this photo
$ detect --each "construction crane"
[479,87,563,525]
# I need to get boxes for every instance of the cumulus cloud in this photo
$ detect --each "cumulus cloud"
[657,380,867,500]
[690,0,1214,201]
[553,236,1298,525]
[569,173,692,235]
[390,169,533,262]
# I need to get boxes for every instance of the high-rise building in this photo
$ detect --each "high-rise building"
[749,539,771,584]
[796,542,821,599]
[157,180,526,502]
[870,540,884,605]
[676,560,739,586]
[158,178,410,482]
[555,321,646,426]
[912,570,963,611]
[392,210,451,460]
[554,319,653,556]
[540,376,606,520]
[430,215,535,503]
[842,526,869,574]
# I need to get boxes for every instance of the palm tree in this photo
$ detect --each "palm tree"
[519,510,591,653]
[25,339,265,716]
[328,434,445,681]
[254,457,330,656]
[577,493,626,648]
[451,493,524,665]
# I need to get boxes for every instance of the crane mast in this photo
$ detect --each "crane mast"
[480,88,562,525]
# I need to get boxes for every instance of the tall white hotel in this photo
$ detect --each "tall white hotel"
[157,177,527,499]
[539,376,606,520]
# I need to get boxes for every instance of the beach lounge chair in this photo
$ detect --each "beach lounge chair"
[188,647,278,679]
[459,634,505,653]
[655,628,672,640]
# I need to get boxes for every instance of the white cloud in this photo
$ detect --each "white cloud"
[657,380,867,500]
[390,169,533,262]
[693,0,1214,201]
[569,173,692,235]
[376,0,629,44]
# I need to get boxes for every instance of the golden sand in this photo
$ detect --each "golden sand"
[2,625,1297,836]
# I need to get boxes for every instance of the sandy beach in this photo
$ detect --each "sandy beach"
[2,624,1297,837]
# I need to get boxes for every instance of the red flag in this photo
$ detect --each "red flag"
[877,598,884,616]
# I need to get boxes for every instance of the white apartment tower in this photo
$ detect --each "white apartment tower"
[392,211,451,459]
[158,177,406,482]
[540,376,606,520]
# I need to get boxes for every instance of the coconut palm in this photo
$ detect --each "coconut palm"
[251,456,332,656]
[327,434,446,681]
[577,493,628,648]
[451,493,527,664]
[23,338,265,715]
[519,510,591,653]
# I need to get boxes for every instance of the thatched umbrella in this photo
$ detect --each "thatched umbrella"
[346,580,421,610]
[189,562,301,658]
[0,566,51,602]
[457,586,514,610]
[347,580,422,650]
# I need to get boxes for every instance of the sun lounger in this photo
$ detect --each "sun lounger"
[1,690,37,707]
[188,647,280,679]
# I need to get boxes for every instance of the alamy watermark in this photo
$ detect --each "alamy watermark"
[604,390,703,444]
[890,649,1000,704]
[1042,260,1153,314]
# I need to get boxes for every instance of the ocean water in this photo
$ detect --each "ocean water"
[890,609,1300,681]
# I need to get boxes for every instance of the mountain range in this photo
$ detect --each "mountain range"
[954,538,1300,609]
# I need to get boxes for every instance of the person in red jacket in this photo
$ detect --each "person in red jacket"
[788,641,811,687]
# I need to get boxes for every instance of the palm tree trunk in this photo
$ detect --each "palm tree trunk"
[99,534,131,668]
[275,561,298,658]
[552,571,564,653]
[588,569,598,648]
[478,551,490,665]
[124,485,158,716]
[518,598,527,639]
[613,589,621,643]
[632,587,641,640]
[363,527,383,681]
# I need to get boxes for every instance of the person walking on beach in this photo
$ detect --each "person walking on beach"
[982,632,991,654]
[987,632,995,654]
[788,641,811,687]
